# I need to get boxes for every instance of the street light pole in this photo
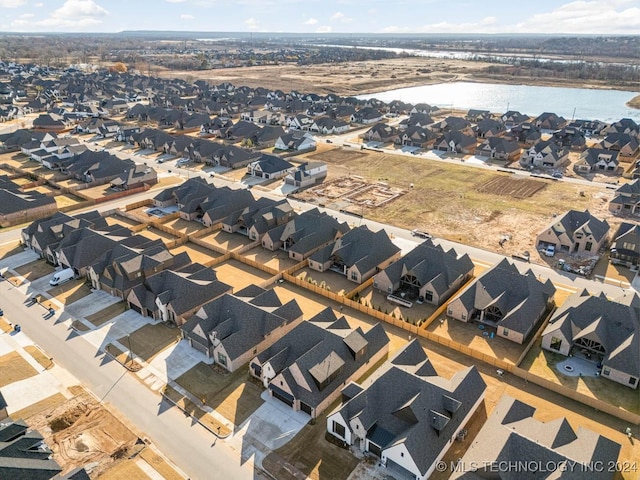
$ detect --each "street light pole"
[126,334,132,367]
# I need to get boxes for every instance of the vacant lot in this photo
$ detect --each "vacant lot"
[162,217,205,235]
[297,148,616,259]
[0,351,39,387]
[97,460,150,480]
[476,176,547,199]
[54,194,83,209]
[213,259,273,290]
[174,362,263,427]
[85,302,127,327]
[105,214,142,229]
[14,258,55,281]
[118,323,180,362]
[11,393,68,421]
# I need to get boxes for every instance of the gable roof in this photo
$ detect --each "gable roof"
[544,209,610,244]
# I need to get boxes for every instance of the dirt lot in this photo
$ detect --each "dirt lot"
[0,350,38,387]
[105,213,143,229]
[162,217,205,235]
[198,229,252,252]
[213,259,274,290]
[164,56,626,97]
[54,194,84,209]
[174,362,263,427]
[14,258,56,281]
[241,246,299,272]
[138,226,179,244]
[46,278,92,305]
[170,242,221,265]
[297,148,619,262]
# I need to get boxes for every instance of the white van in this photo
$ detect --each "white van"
[49,268,75,286]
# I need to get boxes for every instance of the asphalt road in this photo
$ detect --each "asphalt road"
[0,279,263,480]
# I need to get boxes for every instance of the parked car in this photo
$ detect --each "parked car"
[552,171,563,179]
[177,158,190,166]
[49,268,75,286]
[411,229,431,239]
[544,245,556,257]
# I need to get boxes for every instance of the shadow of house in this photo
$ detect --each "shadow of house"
[327,339,486,480]
[249,307,389,419]
[181,285,303,371]
[374,239,474,306]
[447,258,556,345]
[541,289,640,389]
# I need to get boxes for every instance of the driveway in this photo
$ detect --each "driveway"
[0,249,38,272]
[63,290,122,319]
[144,338,211,387]
[80,309,151,352]
[227,390,309,465]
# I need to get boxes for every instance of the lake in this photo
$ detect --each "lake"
[356,82,640,123]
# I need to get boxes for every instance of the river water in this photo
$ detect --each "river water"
[356,81,640,122]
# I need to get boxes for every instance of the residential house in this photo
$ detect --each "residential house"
[602,118,639,137]
[153,177,214,209]
[609,222,640,267]
[521,140,569,169]
[501,110,529,128]
[600,133,640,158]
[447,258,556,344]
[181,285,304,370]
[0,175,57,227]
[247,154,294,180]
[284,161,327,189]
[399,113,433,130]
[574,148,619,174]
[252,125,285,148]
[505,122,541,146]
[261,208,349,261]
[433,131,477,154]
[327,340,486,480]
[309,117,349,135]
[609,179,640,215]
[542,289,639,389]
[566,119,608,137]
[31,113,70,132]
[198,187,255,226]
[534,112,566,131]
[395,126,437,149]
[222,197,294,240]
[536,209,610,255]
[116,126,141,143]
[474,137,520,161]
[225,120,261,142]
[365,123,398,144]
[351,107,383,124]
[473,118,505,138]
[450,395,621,480]
[465,109,491,122]
[249,308,390,418]
[374,239,474,307]
[286,114,314,131]
[0,418,63,480]
[552,126,587,151]
[109,164,157,190]
[410,103,437,115]
[308,225,401,283]
[127,264,232,325]
[274,131,317,151]
[215,145,261,169]
[429,116,472,134]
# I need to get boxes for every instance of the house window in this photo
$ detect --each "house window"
[502,329,509,336]
[461,313,466,321]
[388,286,392,293]
[425,291,433,302]
[630,377,637,386]
[447,309,453,316]
[351,271,358,281]
[602,367,610,376]
[332,421,346,438]
[549,337,563,351]
[217,352,227,367]
[585,242,593,252]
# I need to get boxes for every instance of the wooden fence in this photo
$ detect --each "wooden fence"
[125,198,154,211]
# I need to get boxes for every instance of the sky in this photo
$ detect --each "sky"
[1,0,640,34]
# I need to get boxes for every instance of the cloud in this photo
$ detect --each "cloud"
[26,0,109,29]
[180,14,194,19]
[166,0,187,2]
[304,18,318,25]
[34,2,43,6]
[516,1,640,34]
[0,0,26,7]
[244,17,259,30]
[331,12,344,20]
[316,25,332,33]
